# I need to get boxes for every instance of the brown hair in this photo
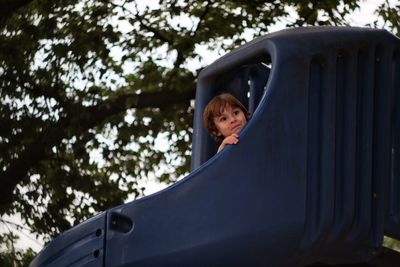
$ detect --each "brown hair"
[203,93,248,142]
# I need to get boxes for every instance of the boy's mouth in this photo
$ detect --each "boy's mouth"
[231,124,243,132]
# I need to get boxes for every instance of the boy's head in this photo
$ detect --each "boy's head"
[203,93,248,142]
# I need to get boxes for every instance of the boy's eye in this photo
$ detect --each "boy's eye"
[219,116,226,122]
[233,110,240,116]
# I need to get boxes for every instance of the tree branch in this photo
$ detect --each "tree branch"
[0,88,196,213]
[131,2,173,45]
[190,0,212,38]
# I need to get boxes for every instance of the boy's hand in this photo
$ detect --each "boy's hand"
[217,133,239,153]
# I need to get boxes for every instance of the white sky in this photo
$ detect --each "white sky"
[1,0,398,255]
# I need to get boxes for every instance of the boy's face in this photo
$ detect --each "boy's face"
[213,104,247,138]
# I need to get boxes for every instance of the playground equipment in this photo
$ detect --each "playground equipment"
[30,27,400,267]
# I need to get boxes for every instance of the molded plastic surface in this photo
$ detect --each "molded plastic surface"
[30,27,400,267]
[29,212,106,267]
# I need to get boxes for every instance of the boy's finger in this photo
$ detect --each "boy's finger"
[227,138,236,144]
[230,137,238,144]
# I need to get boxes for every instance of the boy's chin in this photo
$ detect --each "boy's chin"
[230,130,241,136]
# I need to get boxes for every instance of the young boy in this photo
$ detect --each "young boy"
[203,93,248,153]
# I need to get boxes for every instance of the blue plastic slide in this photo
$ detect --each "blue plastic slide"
[30,27,400,267]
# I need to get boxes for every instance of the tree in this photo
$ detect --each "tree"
[0,0,399,262]
[0,231,35,267]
